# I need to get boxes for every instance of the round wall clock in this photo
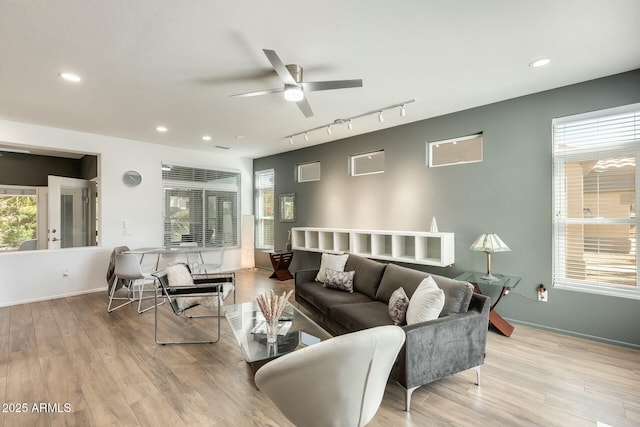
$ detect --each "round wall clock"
[122,170,142,187]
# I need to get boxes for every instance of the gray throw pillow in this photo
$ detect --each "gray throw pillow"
[388,287,409,325]
[323,268,355,293]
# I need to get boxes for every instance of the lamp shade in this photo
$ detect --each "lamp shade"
[470,233,510,253]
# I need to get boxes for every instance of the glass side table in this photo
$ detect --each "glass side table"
[455,271,522,337]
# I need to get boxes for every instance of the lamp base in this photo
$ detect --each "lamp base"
[481,272,500,282]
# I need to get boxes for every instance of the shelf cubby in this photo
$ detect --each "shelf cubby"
[291,227,455,267]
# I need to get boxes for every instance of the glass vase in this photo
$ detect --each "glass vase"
[265,319,278,344]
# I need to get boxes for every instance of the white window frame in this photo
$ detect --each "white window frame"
[350,150,385,177]
[552,104,640,300]
[162,164,240,248]
[297,161,321,182]
[255,169,274,249]
[427,133,483,167]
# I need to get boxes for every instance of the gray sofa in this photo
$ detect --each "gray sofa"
[295,254,490,411]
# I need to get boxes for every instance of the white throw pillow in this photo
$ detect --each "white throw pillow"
[315,253,349,283]
[406,276,445,325]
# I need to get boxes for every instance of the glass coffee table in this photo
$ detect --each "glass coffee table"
[225,301,331,375]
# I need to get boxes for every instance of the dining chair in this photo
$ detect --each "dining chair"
[106,246,132,312]
[193,246,225,274]
[110,253,160,314]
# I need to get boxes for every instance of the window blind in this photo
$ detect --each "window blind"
[552,104,640,298]
[162,164,239,248]
[255,169,274,248]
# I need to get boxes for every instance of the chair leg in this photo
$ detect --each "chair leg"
[154,291,221,345]
[107,280,134,313]
[474,365,481,385]
[137,279,164,314]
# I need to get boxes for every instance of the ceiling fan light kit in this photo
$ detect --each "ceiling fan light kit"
[231,49,363,117]
[284,84,304,102]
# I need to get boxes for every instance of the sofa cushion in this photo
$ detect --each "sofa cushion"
[295,281,373,316]
[376,263,474,316]
[323,268,355,292]
[316,253,349,282]
[406,276,445,325]
[330,302,394,332]
[344,254,387,299]
[388,287,409,325]
[376,263,429,303]
[430,276,474,316]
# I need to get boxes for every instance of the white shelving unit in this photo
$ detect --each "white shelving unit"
[291,227,455,267]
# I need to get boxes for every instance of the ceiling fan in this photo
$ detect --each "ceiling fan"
[230,49,363,118]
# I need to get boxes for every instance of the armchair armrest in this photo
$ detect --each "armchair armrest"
[398,293,490,390]
[295,269,320,285]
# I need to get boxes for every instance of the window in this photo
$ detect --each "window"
[297,162,321,182]
[0,186,37,251]
[553,104,640,299]
[255,169,274,248]
[162,164,240,248]
[428,133,483,167]
[350,150,384,176]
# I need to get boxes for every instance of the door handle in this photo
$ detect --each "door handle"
[51,237,60,242]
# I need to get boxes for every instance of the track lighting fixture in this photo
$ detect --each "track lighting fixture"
[283,99,415,143]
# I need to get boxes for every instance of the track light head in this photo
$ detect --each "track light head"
[400,104,406,117]
[327,125,332,135]
[347,120,353,130]
[304,132,309,142]
[288,136,294,145]
[378,111,384,123]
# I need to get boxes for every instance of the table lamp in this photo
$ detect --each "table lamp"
[470,233,510,281]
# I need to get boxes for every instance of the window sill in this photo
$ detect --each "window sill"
[555,281,640,300]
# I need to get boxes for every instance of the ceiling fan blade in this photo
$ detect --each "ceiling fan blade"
[263,49,297,85]
[301,79,363,92]
[230,87,284,98]
[296,97,314,118]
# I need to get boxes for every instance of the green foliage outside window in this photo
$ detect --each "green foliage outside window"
[0,196,37,247]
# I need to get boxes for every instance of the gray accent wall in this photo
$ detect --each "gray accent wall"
[254,70,640,348]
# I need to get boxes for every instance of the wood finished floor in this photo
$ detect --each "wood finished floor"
[1,268,639,426]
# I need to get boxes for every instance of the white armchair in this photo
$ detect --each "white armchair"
[254,325,405,427]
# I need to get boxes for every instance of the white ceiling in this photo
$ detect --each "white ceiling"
[1,1,639,159]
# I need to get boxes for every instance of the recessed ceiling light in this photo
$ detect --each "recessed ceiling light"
[202,135,212,141]
[529,58,551,68]
[59,72,81,82]
[156,126,168,132]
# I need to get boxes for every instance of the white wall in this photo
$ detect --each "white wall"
[0,119,253,307]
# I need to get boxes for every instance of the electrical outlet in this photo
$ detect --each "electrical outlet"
[537,284,548,302]
[538,290,548,302]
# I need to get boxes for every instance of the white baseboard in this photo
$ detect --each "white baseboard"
[0,287,106,308]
